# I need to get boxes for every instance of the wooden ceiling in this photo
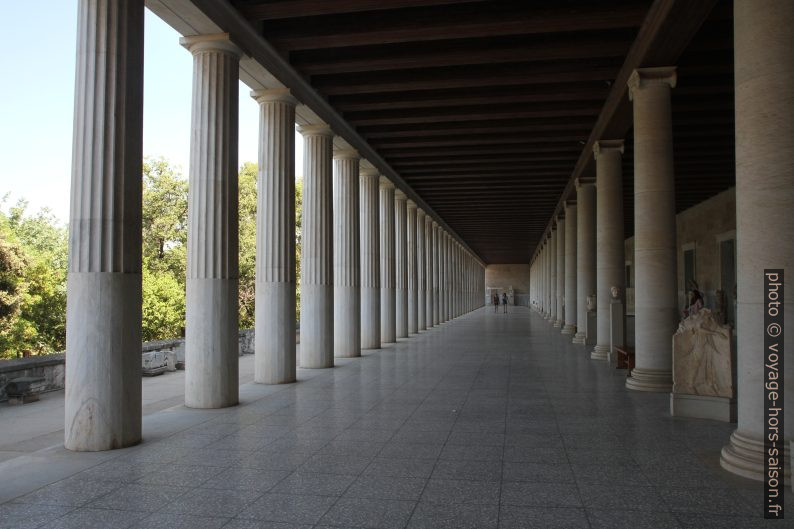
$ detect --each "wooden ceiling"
[232,0,735,263]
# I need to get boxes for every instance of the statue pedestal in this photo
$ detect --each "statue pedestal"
[608,300,625,368]
[670,393,736,422]
[585,310,596,347]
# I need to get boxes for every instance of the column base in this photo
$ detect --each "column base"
[572,332,586,344]
[625,367,672,392]
[561,324,576,335]
[552,319,563,328]
[721,430,790,484]
[590,344,609,360]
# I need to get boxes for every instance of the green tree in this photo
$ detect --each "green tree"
[238,162,257,328]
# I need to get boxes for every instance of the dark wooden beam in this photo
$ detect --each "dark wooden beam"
[236,0,486,21]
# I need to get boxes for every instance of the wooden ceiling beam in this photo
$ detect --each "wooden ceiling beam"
[236,0,486,21]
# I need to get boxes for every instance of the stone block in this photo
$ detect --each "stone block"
[608,300,625,368]
[142,351,168,377]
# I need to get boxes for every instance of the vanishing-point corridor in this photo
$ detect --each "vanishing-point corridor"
[0,307,781,528]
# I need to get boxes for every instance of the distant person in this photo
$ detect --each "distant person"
[502,293,508,313]
[493,293,499,313]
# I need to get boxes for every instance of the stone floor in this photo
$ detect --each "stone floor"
[0,306,790,528]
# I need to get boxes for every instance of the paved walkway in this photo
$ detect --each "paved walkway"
[0,307,788,528]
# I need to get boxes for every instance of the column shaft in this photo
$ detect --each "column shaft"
[721,0,794,482]
[183,35,241,409]
[416,209,426,331]
[592,140,625,360]
[360,168,381,349]
[254,90,297,383]
[333,151,360,358]
[425,217,434,328]
[395,192,408,338]
[626,67,677,392]
[407,202,418,334]
[432,223,440,325]
[573,181,596,345]
[65,0,144,451]
[380,180,396,342]
[299,125,334,367]
[562,202,578,334]
[555,217,565,327]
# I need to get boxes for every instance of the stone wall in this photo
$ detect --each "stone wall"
[625,187,736,315]
[486,264,531,293]
[0,329,258,402]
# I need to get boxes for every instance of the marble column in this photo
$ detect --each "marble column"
[442,233,450,322]
[425,216,434,328]
[183,34,241,409]
[395,191,408,338]
[299,124,334,367]
[407,201,418,334]
[554,216,565,328]
[549,228,558,323]
[592,140,626,361]
[65,0,144,451]
[573,180,596,345]
[333,149,361,358]
[626,67,677,392]
[416,209,426,331]
[432,222,440,326]
[253,89,297,383]
[721,0,794,482]
[562,201,578,335]
[380,178,396,343]
[360,167,381,350]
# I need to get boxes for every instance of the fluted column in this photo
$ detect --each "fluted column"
[592,140,626,361]
[573,180,596,345]
[183,34,241,409]
[548,227,558,323]
[441,232,449,322]
[425,216,434,328]
[395,191,408,338]
[562,201,578,335]
[416,209,426,331]
[253,89,297,383]
[360,167,381,349]
[380,178,396,343]
[333,149,361,358]
[407,201,418,334]
[626,67,677,392]
[432,222,440,326]
[65,0,144,451]
[721,0,794,482]
[554,216,565,328]
[299,125,334,367]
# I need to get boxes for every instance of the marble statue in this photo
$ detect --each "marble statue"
[610,286,621,300]
[672,308,732,398]
[586,293,597,312]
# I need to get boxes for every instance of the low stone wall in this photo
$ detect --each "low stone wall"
[0,329,259,402]
[0,354,65,402]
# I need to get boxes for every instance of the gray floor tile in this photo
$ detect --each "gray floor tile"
[363,457,438,478]
[439,444,503,462]
[379,442,443,460]
[407,502,499,529]
[236,493,337,524]
[319,497,416,529]
[44,508,147,529]
[162,487,262,517]
[502,461,574,483]
[431,459,502,481]
[498,505,590,529]
[587,509,682,529]
[88,483,190,512]
[344,475,427,501]
[131,513,230,529]
[420,479,500,505]
[201,467,290,492]
[270,472,356,496]
[11,478,122,507]
[0,503,73,529]
[299,454,373,475]
[500,481,581,507]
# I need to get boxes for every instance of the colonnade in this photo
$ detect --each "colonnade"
[64,0,486,452]
[530,0,793,483]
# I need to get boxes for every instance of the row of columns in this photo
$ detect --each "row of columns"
[530,0,794,483]
[64,0,485,451]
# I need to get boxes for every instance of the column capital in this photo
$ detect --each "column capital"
[379,176,394,189]
[593,139,625,160]
[297,123,333,137]
[360,166,379,178]
[395,189,407,201]
[407,199,417,210]
[628,66,677,100]
[333,148,360,160]
[180,33,241,57]
[574,176,596,188]
[251,88,298,106]
[416,208,426,219]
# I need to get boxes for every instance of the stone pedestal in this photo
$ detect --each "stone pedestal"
[671,394,736,422]
[183,34,241,409]
[359,167,381,350]
[608,299,625,368]
[380,178,396,343]
[65,0,144,451]
[585,310,597,348]
[253,89,297,383]
[333,150,361,358]
[299,125,335,366]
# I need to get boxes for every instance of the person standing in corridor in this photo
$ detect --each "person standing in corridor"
[502,293,508,313]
